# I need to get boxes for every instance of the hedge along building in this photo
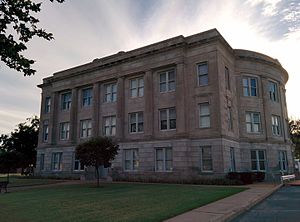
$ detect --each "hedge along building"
[36,29,293,181]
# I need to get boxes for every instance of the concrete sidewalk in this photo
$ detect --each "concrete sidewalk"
[164,183,282,222]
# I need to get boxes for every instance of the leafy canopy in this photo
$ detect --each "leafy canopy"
[289,119,300,159]
[0,0,64,76]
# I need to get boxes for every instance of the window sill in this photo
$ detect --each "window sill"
[160,129,176,132]
[199,171,214,174]
[129,132,144,134]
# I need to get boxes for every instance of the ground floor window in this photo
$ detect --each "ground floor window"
[251,150,266,171]
[74,159,85,171]
[40,154,45,171]
[124,149,139,171]
[230,147,236,172]
[279,150,288,172]
[200,146,213,172]
[155,147,172,171]
[51,152,62,171]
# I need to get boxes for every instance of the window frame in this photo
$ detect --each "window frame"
[245,112,262,133]
[251,150,267,172]
[82,87,93,107]
[268,81,279,102]
[123,149,139,171]
[103,115,116,136]
[129,112,144,133]
[130,77,144,98]
[45,97,51,113]
[200,146,213,172]
[228,106,233,131]
[225,66,230,90]
[229,147,236,172]
[40,153,45,171]
[104,83,117,103]
[197,62,209,86]
[155,147,173,172]
[159,69,176,93]
[80,119,92,138]
[51,152,62,171]
[74,157,85,171]
[59,122,70,140]
[43,120,49,142]
[278,150,288,172]
[159,107,176,131]
[199,102,211,128]
[243,77,258,97]
[61,91,72,111]
[271,115,281,136]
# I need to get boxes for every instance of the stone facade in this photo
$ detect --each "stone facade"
[36,29,293,181]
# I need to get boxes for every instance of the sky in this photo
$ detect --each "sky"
[0,0,300,134]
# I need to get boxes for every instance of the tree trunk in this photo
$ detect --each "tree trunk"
[95,165,100,187]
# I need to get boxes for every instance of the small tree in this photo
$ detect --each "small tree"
[289,119,300,158]
[75,137,119,187]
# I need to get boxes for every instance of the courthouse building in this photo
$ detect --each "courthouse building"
[36,29,293,181]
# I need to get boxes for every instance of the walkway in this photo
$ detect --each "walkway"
[165,183,282,222]
[231,185,300,222]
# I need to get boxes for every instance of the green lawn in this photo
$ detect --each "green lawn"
[0,174,61,187]
[0,183,245,222]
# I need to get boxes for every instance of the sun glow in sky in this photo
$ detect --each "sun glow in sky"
[0,0,300,133]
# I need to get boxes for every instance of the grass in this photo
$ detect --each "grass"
[0,174,61,187]
[0,183,246,222]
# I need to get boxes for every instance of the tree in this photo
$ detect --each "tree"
[0,151,20,182]
[0,116,39,174]
[75,137,119,187]
[0,0,64,76]
[289,119,300,159]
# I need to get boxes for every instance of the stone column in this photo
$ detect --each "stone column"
[51,92,59,145]
[144,70,154,138]
[175,62,186,136]
[116,77,125,141]
[92,82,100,137]
[70,88,78,144]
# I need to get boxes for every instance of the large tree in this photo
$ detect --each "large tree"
[76,137,119,187]
[0,116,39,174]
[0,0,64,76]
[289,119,300,159]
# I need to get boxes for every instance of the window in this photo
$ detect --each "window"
[74,159,85,171]
[268,81,278,102]
[159,69,175,92]
[228,107,233,130]
[43,120,49,142]
[278,151,288,172]
[272,115,281,136]
[45,97,51,113]
[199,103,210,128]
[225,67,230,90]
[40,154,45,171]
[197,62,208,86]
[159,107,176,130]
[80,119,92,138]
[61,92,72,110]
[200,146,213,172]
[129,112,143,133]
[246,112,261,133]
[155,148,172,171]
[130,77,144,97]
[51,152,62,171]
[104,83,117,102]
[251,150,266,171]
[103,116,116,136]
[243,77,258,97]
[230,147,236,172]
[60,122,70,140]
[82,88,93,107]
[124,149,139,171]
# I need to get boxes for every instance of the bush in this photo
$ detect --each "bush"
[227,172,265,184]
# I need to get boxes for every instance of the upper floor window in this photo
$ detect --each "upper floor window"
[225,67,230,90]
[130,77,144,98]
[51,152,62,171]
[159,107,176,130]
[243,77,258,97]
[103,116,116,136]
[199,103,210,128]
[272,115,281,136]
[246,112,261,133]
[43,120,49,142]
[278,150,288,172]
[268,81,279,102]
[104,83,117,103]
[251,150,266,171]
[129,112,143,133]
[60,122,70,140]
[159,69,175,92]
[80,119,92,138]
[197,62,208,86]
[45,97,51,113]
[61,92,72,111]
[124,149,139,171]
[228,107,233,131]
[82,88,93,107]
[200,146,213,172]
[155,147,172,172]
